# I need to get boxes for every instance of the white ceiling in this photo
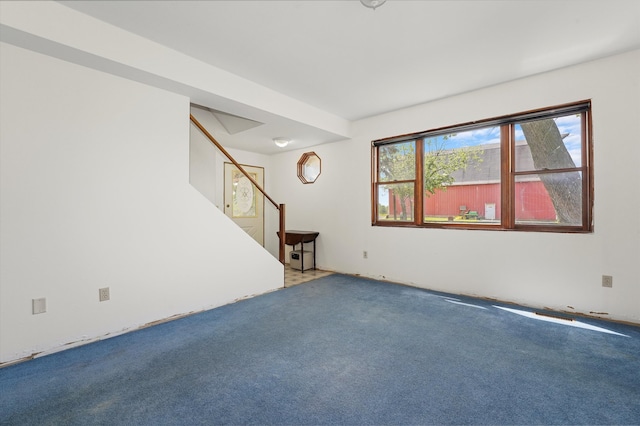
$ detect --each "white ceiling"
[54,1,640,152]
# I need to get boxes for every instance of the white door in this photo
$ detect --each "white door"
[485,203,496,220]
[224,163,265,246]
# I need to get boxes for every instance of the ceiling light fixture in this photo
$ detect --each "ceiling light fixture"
[360,0,386,10]
[273,137,291,148]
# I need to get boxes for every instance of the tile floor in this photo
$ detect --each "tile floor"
[284,264,334,287]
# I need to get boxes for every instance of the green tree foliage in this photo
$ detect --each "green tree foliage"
[378,138,482,220]
[423,137,483,196]
[378,141,415,220]
[378,141,416,182]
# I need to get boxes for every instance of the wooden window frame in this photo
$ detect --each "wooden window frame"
[371,101,593,233]
[297,152,321,184]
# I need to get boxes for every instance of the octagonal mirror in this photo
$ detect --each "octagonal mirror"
[297,152,321,184]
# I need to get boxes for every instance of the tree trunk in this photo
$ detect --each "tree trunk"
[520,119,582,225]
[400,196,407,220]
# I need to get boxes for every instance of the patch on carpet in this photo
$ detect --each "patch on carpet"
[494,306,629,337]
[444,299,488,310]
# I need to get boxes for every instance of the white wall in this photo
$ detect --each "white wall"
[271,50,640,324]
[0,43,283,364]
[189,108,219,206]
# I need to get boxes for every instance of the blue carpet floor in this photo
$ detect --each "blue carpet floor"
[1,274,639,425]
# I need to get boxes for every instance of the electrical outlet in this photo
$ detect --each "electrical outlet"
[32,298,46,315]
[99,287,110,302]
[602,275,613,288]
[363,251,368,259]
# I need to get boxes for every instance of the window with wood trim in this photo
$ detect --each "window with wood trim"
[372,101,592,232]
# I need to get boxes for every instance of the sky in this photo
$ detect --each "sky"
[425,114,582,166]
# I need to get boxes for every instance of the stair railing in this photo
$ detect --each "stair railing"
[190,114,286,264]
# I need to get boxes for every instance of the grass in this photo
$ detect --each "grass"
[378,215,480,222]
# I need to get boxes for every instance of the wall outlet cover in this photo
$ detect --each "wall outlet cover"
[32,298,46,315]
[99,287,110,302]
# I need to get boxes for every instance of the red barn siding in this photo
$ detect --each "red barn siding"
[388,181,556,221]
[514,181,556,221]
[425,183,501,219]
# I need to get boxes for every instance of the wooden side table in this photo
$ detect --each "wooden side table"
[277,230,319,272]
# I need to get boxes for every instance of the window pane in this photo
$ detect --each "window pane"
[423,129,500,224]
[372,102,591,232]
[515,172,582,226]
[378,183,414,221]
[378,141,416,182]
[515,114,582,172]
